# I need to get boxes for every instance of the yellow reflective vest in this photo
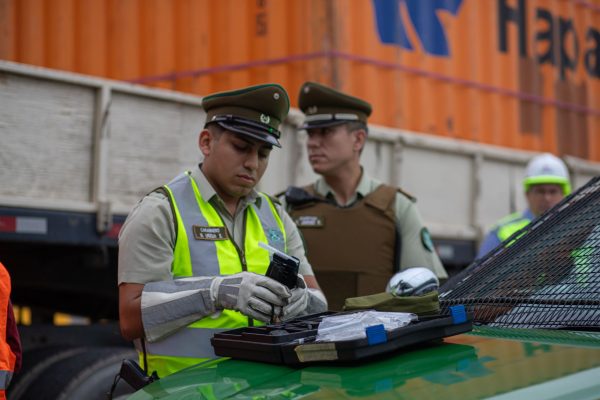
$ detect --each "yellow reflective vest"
[140,172,286,377]
[496,212,531,243]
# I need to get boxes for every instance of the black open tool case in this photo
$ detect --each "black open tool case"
[211,307,473,365]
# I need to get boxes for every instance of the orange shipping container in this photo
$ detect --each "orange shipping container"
[1,0,599,160]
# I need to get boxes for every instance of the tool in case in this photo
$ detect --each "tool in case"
[211,307,472,365]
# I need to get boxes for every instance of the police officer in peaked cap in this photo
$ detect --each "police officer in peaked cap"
[280,81,448,310]
[118,83,327,378]
[202,83,287,147]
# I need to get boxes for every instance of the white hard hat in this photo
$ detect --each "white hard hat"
[386,267,439,297]
[523,153,571,195]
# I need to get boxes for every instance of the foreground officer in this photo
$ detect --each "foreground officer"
[118,84,327,378]
[282,82,447,310]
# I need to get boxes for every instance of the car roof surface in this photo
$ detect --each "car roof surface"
[129,327,600,399]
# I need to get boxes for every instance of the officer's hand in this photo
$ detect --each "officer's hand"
[282,276,309,321]
[211,272,291,322]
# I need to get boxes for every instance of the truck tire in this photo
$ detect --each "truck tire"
[8,345,88,400]
[12,346,137,400]
[57,346,138,400]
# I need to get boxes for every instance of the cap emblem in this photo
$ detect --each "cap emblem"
[273,93,280,100]
[260,114,271,124]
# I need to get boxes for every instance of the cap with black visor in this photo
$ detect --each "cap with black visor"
[298,81,372,130]
[201,83,290,148]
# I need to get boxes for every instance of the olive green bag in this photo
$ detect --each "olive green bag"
[342,291,440,316]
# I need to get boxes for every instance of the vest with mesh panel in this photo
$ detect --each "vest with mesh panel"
[139,171,286,377]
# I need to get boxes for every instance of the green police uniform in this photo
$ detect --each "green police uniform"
[283,82,447,310]
[118,84,324,377]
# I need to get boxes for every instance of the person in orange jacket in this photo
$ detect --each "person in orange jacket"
[0,262,21,399]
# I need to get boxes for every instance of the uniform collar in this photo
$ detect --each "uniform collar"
[355,169,378,197]
[191,165,261,208]
[313,167,379,206]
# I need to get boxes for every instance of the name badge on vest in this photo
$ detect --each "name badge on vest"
[193,226,229,241]
[294,215,325,228]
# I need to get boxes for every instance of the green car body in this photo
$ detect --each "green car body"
[128,327,600,399]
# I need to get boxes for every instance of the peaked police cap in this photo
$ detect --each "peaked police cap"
[202,83,290,147]
[298,81,372,130]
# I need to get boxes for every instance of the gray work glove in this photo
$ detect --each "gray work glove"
[211,272,291,322]
[281,276,309,321]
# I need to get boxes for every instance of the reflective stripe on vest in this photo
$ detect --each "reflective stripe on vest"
[0,370,12,390]
[135,328,229,359]
[142,171,286,376]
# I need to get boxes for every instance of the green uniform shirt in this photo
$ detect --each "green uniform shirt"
[119,166,315,285]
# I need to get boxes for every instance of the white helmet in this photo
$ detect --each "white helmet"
[386,267,439,297]
[523,153,571,195]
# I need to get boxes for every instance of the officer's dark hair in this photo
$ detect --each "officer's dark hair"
[346,121,369,135]
[205,122,225,138]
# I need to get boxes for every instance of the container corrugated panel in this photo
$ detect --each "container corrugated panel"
[1,0,599,160]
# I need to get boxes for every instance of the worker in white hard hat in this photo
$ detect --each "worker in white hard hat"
[476,153,571,259]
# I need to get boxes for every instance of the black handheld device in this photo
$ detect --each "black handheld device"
[266,252,300,289]
[118,359,159,391]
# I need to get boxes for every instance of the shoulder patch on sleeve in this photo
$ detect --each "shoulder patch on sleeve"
[397,187,417,203]
[420,227,434,252]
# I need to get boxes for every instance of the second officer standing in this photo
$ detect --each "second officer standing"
[282,82,448,310]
